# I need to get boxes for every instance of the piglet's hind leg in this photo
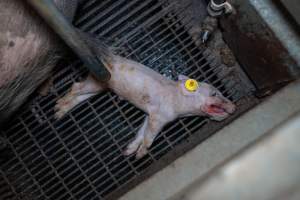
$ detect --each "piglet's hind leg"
[55,74,105,118]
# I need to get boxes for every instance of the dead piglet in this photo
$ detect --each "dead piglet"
[55,51,236,158]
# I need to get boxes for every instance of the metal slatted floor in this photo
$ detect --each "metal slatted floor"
[0,0,251,199]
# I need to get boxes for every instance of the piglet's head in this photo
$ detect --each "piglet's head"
[178,75,236,121]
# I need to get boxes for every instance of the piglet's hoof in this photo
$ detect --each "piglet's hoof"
[135,145,148,159]
[54,97,72,119]
[123,139,150,159]
[123,141,140,156]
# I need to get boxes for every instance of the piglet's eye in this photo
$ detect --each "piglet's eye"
[211,91,217,97]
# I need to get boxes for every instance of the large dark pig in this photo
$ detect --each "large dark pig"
[0,0,79,124]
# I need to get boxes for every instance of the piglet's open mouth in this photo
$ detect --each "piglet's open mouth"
[209,104,228,114]
[203,103,236,116]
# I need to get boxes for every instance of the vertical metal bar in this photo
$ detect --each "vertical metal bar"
[26,0,111,81]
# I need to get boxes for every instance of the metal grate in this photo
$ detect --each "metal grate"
[0,0,250,199]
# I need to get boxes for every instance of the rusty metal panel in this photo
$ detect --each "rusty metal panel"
[220,0,299,97]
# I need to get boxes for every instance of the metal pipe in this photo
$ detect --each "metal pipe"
[207,0,234,17]
[26,0,111,82]
[175,112,300,200]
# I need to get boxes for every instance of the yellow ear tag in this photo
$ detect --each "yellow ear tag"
[185,79,199,92]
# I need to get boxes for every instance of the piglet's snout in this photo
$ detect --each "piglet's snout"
[225,101,236,114]
[221,99,236,114]
[211,97,236,114]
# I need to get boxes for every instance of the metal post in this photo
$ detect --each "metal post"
[26,0,111,82]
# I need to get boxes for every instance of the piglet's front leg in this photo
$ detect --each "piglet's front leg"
[124,114,170,158]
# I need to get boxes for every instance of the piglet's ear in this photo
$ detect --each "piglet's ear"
[178,81,198,96]
[178,74,189,81]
